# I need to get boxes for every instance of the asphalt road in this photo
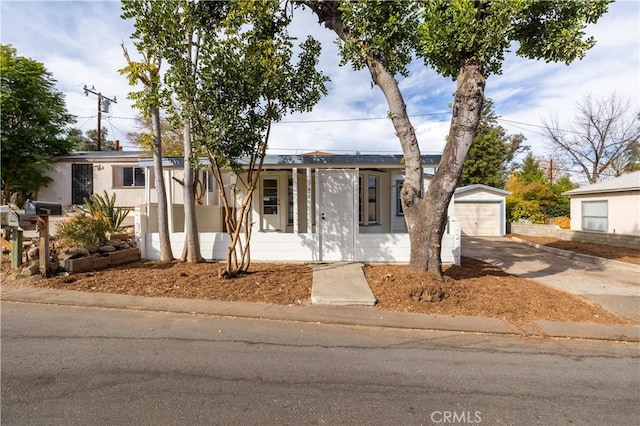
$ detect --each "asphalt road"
[2,301,639,425]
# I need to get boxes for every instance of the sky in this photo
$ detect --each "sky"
[2,0,639,164]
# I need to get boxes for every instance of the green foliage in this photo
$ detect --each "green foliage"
[1,44,74,203]
[622,141,640,173]
[68,127,117,151]
[81,191,130,232]
[127,115,183,156]
[506,156,577,223]
[55,214,111,248]
[460,99,528,188]
[337,1,611,80]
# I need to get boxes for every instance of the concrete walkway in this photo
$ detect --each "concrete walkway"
[311,262,376,306]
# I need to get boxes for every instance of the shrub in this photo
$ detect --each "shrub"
[81,191,129,232]
[55,214,111,248]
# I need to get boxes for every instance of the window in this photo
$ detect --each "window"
[582,200,607,232]
[113,166,153,188]
[395,179,404,216]
[123,167,145,187]
[368,175,378,223]
[288,176,294,226]
[358,172,379,225]
[263,178,278,215]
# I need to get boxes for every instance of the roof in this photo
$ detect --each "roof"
[56,151,148,161]
[564,171,640,195]
[455,184,511,196]
[138,154,442,169]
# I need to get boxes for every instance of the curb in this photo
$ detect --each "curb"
[2,284,638,343]
[510,237,640,273]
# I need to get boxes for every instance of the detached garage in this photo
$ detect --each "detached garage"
[454,184,510,237]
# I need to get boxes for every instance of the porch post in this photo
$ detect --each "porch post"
[166,169,174,233]
[306,167,312,234]
[292,168,298,234]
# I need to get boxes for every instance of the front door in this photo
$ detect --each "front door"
[318,169,356,261]
[260,177,281,231]
[71,163,93,205]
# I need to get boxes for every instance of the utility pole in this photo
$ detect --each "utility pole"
[548,158,554,184]
[83,85,117,151]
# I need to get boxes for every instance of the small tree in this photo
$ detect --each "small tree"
[506,155,576,223]
[194,1,328,275]
[119,41,174,262]
[544,92,640,184]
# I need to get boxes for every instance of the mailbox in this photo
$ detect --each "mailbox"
[30,201,62,216]
[0,210,38,230]
[1,201,61,231]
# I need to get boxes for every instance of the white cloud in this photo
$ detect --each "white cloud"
[2,0,637,158]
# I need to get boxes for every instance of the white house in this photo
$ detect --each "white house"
[564,171,640,236]
[454,184,510,237]
[38,151,152,207]
[37,151,462,264]
[135,153,461,264]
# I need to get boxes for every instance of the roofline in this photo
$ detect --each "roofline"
[455,184,511,195]
[563,187,640,196]
[138,154,442,169]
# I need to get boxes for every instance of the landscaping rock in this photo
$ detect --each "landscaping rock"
[21,263,40,276]
[58,247,91,261]
[85,244,99,254]
[98,245,116,253]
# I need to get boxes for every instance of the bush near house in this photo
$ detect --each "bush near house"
[55,214,111,248]
[56,191,129,248]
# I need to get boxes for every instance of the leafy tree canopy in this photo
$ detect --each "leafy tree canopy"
[338,0,611,79]
[460,99,527,188]
[1,44,74,204]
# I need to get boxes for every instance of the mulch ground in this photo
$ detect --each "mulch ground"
[2,236,636,330]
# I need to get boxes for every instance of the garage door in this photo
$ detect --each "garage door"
[454,202,501,236]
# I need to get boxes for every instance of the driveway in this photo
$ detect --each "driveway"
[462,237,640,322]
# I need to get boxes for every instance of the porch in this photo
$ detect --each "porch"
[134,154,461,264]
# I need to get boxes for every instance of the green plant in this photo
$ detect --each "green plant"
[81,191,129,232]
[55,214,111,248]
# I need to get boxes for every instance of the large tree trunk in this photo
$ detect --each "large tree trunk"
[306,1,485,278]
[181,122,202,263]
[151,106,174,261]
[420,59,485,276]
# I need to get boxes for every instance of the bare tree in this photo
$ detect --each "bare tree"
[544,93,640,184]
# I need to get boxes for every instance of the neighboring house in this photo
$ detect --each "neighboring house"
[136,153,461,264]
[454,184,510,237]
[564,171,640,236]
[38,151,153,208]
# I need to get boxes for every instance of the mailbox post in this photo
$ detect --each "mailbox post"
[1,201,62,275]
[29,202,62,278]
[11,228,23,269]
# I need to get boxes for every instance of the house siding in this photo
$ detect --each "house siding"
[569,191,640,236]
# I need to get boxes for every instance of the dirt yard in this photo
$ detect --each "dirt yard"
[2,236,637,330]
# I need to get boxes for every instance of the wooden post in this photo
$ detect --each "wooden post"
[11,229,23,269]
[38,216,50,277]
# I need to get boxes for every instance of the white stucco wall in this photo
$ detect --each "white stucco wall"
[569,191,640,236]
[38,153,152,208]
